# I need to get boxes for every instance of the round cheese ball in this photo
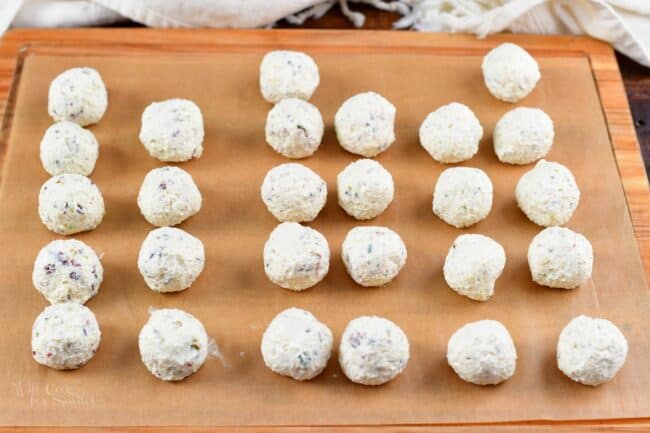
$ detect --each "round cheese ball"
[260,50,319,103]
[38,174,105,235]
[516,160,580,227]
[138,227,205,293]
[32,303,101,370]
[139,308,209,381]
[557,315,628,386]
[40,121,99,176]
[447,320,517,385]
[265,98,324,158]
[339,316,409,385]
[342,226,407,287]
[137,166,202,227]
[433,167,493,228]
[48,67,108,126]
[263,222,330,291]
[261,307,333,381]
[139,98,204,162]
[482,43,540,103]
[444,234,506,301]
[494,107,554,165]
[261,163,327,222]
[419,102,483,163]
[335,92,396,157]
[32,239,103,304]
[337,159,394,220]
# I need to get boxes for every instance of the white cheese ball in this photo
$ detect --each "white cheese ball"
[261,307,333,381]
[419,102,483,163]
[516,160,580,227]
[433,167,493,228]
[339,316,409,385]
[32,239,103,304]
[137,166,202,227]
[482,43,540,103]
[557,315,628,386]
[494,107,554,165]
[139,308,209,381]
[138,227,205,293]
[48,67,108,126]
[40,121,99,176]
[447,320,517,385]
[260,50,319,103]
[32,303,101,370]
[444,234,506,301]
[263,222,330,291]
[342,226,407,287]
[38,174,105,235]
[337,159,394,220]
[139,98,204,162]
[261,163,327,222]
[335,92,396,157]
[265,98,324,158]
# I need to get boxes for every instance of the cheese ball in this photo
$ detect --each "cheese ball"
[48,67,108,126]
[447,320,517,385]
[38,174,105,235]
[260,50,319,103]
[139,98,204,162]
[261,307,333,381]
[557,315,628,386]
[138,227,205,293]
[265,98,324,158]
[516,160,580,227]
[494,107,554,165]
[339,316,409,385]
[335,92,396,157]
[40,121,99,176]
[337,159,394,220]
[444,234,506,301]
[263,222,330,291]
[433,167,493,228]
[137,166,202,227]
[482,43,540,103]
[419,102,483,163]
[31,303,101,370]
[342,226,407,287]
[32,239,103,304]
[261,163,327,222]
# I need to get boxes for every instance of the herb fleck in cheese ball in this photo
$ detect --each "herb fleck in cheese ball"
[32,239,103,304]
[433,167,493,228]
[557,315,628,386]
[139,308,209,381]
[342,226,407,287]
[138,227,205,293]
[38,174,105,235]
[444,234,506,301]
[139,98,204,162]
[32,303,101,370]
[137,166,202,227]
[494,107,554,165]
[337,159,394,220]
[482,43,540,103]
[40,121,99,176]
[48,67,108,126]
[516,160,580,227]
[261,307,333,381]
[261,163,327,222]
[260,50,320,103]
[419,102,483,163]
[447,320,517,385]
[265,98,324,158]
[339,316,409,386]
[335,92,396,157]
